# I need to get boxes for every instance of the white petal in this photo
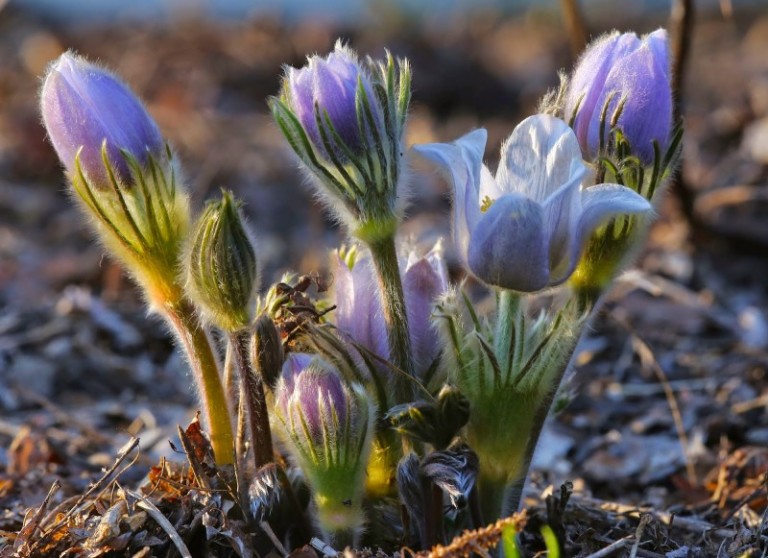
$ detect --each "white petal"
[467,193,550,292]
[550,184,652,285]
[496,114,583,203]
[542,159,586,280]
[412,129,488,266]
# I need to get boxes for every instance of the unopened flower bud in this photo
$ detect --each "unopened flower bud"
[40,51,189,305]
[274,353,375,544]
[186,191,258,331]
[564,29,672,165]
[41,51,164,188]
[250,313,284,390]
[270,41,412,243]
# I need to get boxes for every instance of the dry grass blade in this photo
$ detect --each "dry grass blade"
[583,535,633,558]
[415,511,527,558]
[631,334,698,486]
[24,437,140,554]
[14,480,60,556]
[126,489,192,558]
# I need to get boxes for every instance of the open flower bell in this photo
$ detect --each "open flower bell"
[564,29,672,165]
[414,114,652,292]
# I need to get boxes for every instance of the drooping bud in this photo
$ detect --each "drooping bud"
[273,353,375,546]
[40,51,189,306]
[250,313,284,390]
[564,29,672,166]
[270,40,412,243]
[421,444,478,510]
[185,190,258,332]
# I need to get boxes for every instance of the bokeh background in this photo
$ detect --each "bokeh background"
[2,0,768,552]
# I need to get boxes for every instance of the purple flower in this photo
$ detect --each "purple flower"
[413,115,652,292]
[274,353,374,537]
[564,29,672,165]
[285,42,376,157]
[276,354,349,444]
[332,242,448,374]
[40,51,164,188]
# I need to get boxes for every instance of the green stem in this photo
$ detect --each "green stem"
[367,235,414,402]
[494,289,521,377]
[163,301,234,465]
[229,330,274,469]
[478,472,509,525]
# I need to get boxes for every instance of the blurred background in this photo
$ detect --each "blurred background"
[2,0,768,528]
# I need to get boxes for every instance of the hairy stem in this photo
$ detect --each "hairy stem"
[163,301,234,465]
[494,289,521,377]
[367,235,414,401]
[229,330,274,469]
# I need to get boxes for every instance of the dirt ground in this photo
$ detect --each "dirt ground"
[1,2,768,556]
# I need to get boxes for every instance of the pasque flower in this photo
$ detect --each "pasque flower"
[564,29,672,165]
[274,353,374,545]
[332,242,448,376]
[414,114,651,292]
[41,51,164,188]
[270,41,411,242]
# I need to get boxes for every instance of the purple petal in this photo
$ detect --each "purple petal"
[467,193,550,292]
[553,184,652,284]
[41,52,163,187]
[496,115,583,203]
[332,253,382,358]
[412,129,487,268]
[567,32,641,157]
[403,254,448,373]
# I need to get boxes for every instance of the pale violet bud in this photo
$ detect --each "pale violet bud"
[39,51,189,304]
[274,353,375,543]
[185,191,258,332]
[270,41,412,244]
[413,115,652,292]
[332,241,448,376]
[41,51,164,189]
[564,29,672,165]
[287,47,374,159]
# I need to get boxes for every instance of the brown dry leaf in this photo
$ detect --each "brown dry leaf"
[145,458,196,502]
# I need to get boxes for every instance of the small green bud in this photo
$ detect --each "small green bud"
[186,191,258,332]
[251,313,284,390]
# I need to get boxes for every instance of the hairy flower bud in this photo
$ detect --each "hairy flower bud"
[41,51,164,189]
[40,51,189,306]
[250,313,284,390]
[564,29,672,165]
[274,353,375,544]
[270,40,412,243]
[186,191,258,331]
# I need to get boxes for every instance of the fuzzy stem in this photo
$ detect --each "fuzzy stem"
[229,330,274,469]
[162,301,234,465]
[494,289,521,375]
[367,235,414,401]
[478,473,508,526]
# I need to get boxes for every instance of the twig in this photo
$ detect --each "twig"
[632,334,698,486]
[15,480,60,556]
[629,513,652,558]
[311,536,338,557]
[260,521,289,557]
[26,437,140,554]
[416,511,527,558]
[583,535,632,558]
[559,0,588,56]
[128,489,192,558]
[570,495,738,539]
